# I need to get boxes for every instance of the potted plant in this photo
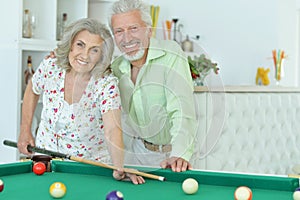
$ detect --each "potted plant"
[188,54,219,86]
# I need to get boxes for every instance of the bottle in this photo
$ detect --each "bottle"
[181,35,193,52]
[57,13,67,40]
[23,9,32,38]
[24,56,34,85]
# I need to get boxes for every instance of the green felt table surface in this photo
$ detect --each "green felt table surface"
[0,160,298,200]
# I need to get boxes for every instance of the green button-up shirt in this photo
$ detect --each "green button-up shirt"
[111,38,197,161]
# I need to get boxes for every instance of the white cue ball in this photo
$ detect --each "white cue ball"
[293,191,300,200]
[182,178,198,194]
[234,186,252,200]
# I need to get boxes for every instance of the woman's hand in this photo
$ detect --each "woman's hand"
[17,131,35,155]
[113,169,145,185]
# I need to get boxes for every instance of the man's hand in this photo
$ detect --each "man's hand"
[160,157,192,172]
[113,169,145,185]
[45,50,56,59]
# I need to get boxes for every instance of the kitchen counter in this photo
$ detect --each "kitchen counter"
[194,85,300,93]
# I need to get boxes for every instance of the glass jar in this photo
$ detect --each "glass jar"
[23,9,32,38]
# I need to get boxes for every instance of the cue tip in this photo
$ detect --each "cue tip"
[159,177,166,181]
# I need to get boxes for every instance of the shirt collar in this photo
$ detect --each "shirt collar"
[146,38,166,63]
[118,38,166,73]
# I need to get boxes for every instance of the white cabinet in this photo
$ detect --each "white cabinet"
[19,1,89,153]
[20,0,88,96]
[0,0,119,163]
[0,0,116,163]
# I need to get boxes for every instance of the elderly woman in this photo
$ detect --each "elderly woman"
[17,18,144,184]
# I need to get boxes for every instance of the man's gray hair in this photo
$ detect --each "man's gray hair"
[108,0,152,31]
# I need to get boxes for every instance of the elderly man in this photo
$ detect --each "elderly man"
[109,0,197,172]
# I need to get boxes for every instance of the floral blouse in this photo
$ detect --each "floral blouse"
[32,58,121,163]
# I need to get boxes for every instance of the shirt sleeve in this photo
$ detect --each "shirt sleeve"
[31,58,54,95]
[99,74,122,115]
[164,49,197,161]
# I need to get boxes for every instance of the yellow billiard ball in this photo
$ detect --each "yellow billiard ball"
[49,182,67,198]
[182,178,198,194]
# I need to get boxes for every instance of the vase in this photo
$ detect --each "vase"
[193,77,205,86]
[193,71,210,86]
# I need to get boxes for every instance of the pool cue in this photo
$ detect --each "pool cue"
[3,140,165,181]
[288,174,300,178]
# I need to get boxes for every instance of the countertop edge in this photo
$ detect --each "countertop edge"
[194,85,300,93]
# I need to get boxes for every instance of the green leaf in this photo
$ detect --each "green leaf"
[188,53,220,80]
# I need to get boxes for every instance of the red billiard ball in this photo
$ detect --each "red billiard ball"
[106,190,124,200]
[33,162,46,175]
[0,179,4,192]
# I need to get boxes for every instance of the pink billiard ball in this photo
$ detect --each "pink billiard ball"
[0,179,4,192]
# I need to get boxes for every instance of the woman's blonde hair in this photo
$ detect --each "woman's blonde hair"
[55,18,114,79]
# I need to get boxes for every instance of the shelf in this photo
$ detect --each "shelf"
[23,0,56,40]
[20,38,57,51]
[89,0,116,3]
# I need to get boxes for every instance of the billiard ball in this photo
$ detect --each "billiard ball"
[106,190,124,200]
[0,179,4,192]
[182,178,199,194]
[234,186,252,200]
[49,182,67,198]
[33,162,46,175]
[293,187,300,200]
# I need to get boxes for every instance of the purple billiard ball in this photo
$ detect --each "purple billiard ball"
[106,190,124,200]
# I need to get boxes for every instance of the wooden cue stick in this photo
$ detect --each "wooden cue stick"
[288,174,300,179]
[70,156,165,181]
[3,140,165,181]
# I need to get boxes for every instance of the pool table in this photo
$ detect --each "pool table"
[0,160,299,200]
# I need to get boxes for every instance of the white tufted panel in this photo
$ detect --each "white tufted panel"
[192,92,300,175]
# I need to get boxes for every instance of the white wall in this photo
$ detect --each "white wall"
[146,0,299,86]
[0,1,21,163]
[89,0,299,86]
